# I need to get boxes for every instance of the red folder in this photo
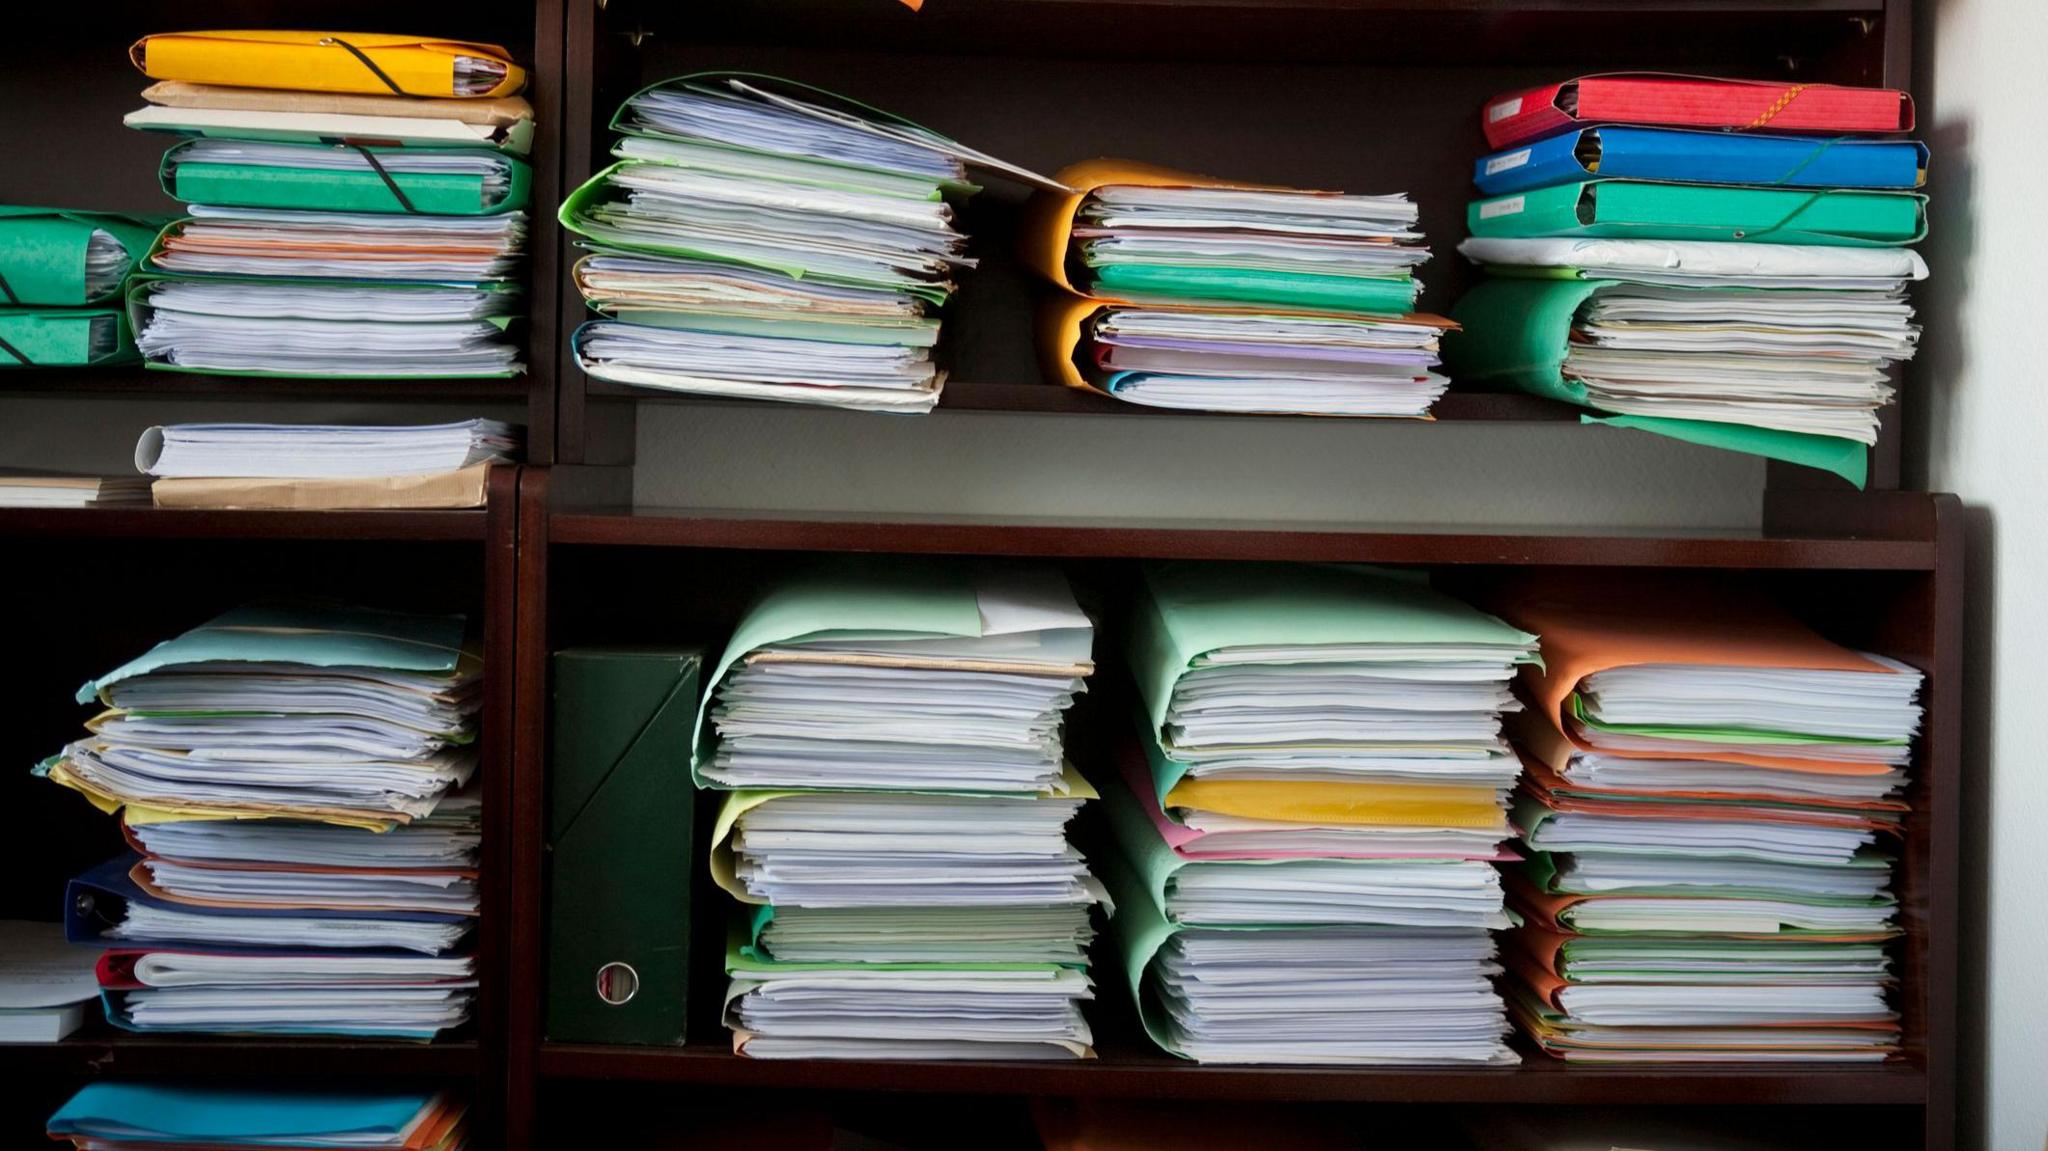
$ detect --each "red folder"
[1482,73,1916,149]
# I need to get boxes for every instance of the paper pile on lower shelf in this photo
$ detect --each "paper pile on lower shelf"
[48,1083,469,1150]
[135,419,519,510]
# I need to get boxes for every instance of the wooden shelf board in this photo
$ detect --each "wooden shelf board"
[535,1042,1926,1104]
[0,507,491,542]
[0,1033,481,1078]
[0,369,533,402]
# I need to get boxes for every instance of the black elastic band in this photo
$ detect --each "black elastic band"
[345,145,421,214]
[321,36,411,97]
[0,269,16,305]
[0,334,31,366]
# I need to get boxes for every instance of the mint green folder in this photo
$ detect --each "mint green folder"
[1090,263,1418,314]
[1444,276,1869,487]
[1468,180,1926,247]
[161,141,531,216]
[0,306,135,367]
[0,207,164,305]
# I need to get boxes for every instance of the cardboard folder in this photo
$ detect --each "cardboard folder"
[131,31,526,99]
[546,648,701,1045]
[1469,180,1926,246]
[1482,73,1915,150]
[128,82,536,154]
[1474,126,1929,197]
[149,464,495,511]
[0,207,163,306]
[160,140,532,216]
[0,306,136,368]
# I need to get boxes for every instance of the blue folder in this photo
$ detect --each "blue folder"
[48,1082,439,1143]
[1474,126,1929,196]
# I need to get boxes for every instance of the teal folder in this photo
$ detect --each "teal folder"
[547,647,702,1045]
[1468,180,1926,247]
[0,306,135,367]
[161,140,532,216]
[0,206,163,305]
[47,1083,440,1142]
[1090,263,1418,314]
[1444,276,1868,486]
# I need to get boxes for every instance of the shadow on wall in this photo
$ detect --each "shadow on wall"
[1956,505,1993,1151]
[1906,115,1975,494]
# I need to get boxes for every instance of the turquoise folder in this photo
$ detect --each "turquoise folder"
[0,306,135,367]
[1468,180,1926,247]
[46,1082,439,1142]
[161,140,532,216]
[0,206,163,305]
[1090,263,1419,314]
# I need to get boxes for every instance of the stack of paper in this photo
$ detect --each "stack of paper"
[0,470,151,508]
[696,562,1103,1059]
[1448,74,1927,486]
[40,603,483,1038]
[135,419,520,510]
[0,921,102,1041]
[48,1083,468,1150]
[1106,562,1538,1064]
[1023,159,1453,415]
[121,30,531,377]
[0,207,164,367]
[1488,573,1922,1062]
[563,73,1021,411]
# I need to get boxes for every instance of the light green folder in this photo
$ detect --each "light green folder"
[1090,263,1418,314]
[1443,276,1870,487]
[0,207,164,306]
[161,141,532,216]
[1468,180,1926,247]
[0,307,135,368]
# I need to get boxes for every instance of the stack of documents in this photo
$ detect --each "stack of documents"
[1488,573,1922,1062]
[0,207,163,367]
[48,1083,468,1150]
[0,470,151,508]
[1023,159,1453,415]
[122,30,531,377]
[41,602,483,1038]
[696,562,1103,1059]
[1448,74,1926,486]
[135,418,520,510]
[564,73,1033,411]
[0,921,103,1041]
[1107,562,1538,1064]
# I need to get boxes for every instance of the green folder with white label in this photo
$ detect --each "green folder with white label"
[161,140,531,216]
[1468,180,1926,247]
[0,207,164,306]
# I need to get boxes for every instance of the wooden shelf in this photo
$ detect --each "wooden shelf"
[0,1033,480,1078]
[0,507,491,542]
[535,1042,1927,1105]
[0,369,533,402]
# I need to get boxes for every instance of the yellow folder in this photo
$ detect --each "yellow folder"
[130,31,526,99]
[1161,777,1509,830]
[1018,157,1290,296]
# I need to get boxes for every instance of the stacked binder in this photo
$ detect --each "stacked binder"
[41,603,483,1038]
[1488,574,1922,1062]
[0,207,162,367]
[563,73,1018,412]
[48,1083,469,1150]
[696,562,1103,1059]
[1447,74,1926,486]
[1023,159,1453,416]
[136,418,521,509]
[121,30,531,377]
[1107,563,1538,1064]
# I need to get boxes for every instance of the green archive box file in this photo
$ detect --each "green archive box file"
[547,647,703,1045]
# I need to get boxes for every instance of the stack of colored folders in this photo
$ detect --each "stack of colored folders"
[1022,159,1453,416]
[563,73,1028,412]
[40,603,483,1039]
[1487,573,1923,1063]
[47,1083,469,1150]
[696,562,1104,1059]
[0,207,162,368]
[1447,74,1927,486]
[121,30,531,377]
[1105,563,1539,1064]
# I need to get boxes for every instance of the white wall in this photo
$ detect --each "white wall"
[1918,0,2048,1147]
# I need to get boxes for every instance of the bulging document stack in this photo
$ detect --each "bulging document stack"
[0,207,164,368]
[562,74,1007,412]
[1488,573,1922,1062]
[1023,159,1453,416]
[41,602,483,1038]
[136,419,521,510]
[48,1083,470,1150]
[1107,562,1539,1064]
[121,30,531,377]
[695,562,1103,1059]
[1448,74,1927,487]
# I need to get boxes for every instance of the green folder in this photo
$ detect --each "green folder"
[0,207,164,306]
[1443,276,1869,487]
[0,306,136,367]
[1468,180,1926,247]
[161,141,531,216]
[1090,263,1418,314]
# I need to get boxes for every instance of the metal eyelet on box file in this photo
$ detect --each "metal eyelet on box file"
[596,962,639,1006]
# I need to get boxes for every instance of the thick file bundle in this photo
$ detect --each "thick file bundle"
[563,74,1009,411]
[161,140,533,216]
[0,470,150,508]
[0,207,165,368]
[1024,159,1453,416]
[1485,573,1922,1062]
[131,31,526,99]
[697,562,1101,1060]
[1107,562,1537,1064]
[136,418,519,512]
[42,603,484,1039]
[128,81,537,153]
[48,1083,469,1149]
[1452,75,1928,485]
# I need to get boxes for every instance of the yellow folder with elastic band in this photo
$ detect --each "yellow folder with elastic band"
[1161,777,1510,830]
[130,31,526,99]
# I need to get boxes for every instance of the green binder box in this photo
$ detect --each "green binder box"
[547,647,702,1045]
[1467,179,1927,246]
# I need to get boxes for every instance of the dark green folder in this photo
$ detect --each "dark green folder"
[1468,180,1926,247]
[0,207,164,306]
[161,141,532,216]
[0,306,136,368]
[1444,276,1868,487]
[547,647,702,1046]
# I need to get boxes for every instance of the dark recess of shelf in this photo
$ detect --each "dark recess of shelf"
[0,507,491,542]
[0,1033,482,1078]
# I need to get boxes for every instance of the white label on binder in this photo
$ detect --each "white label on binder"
[1488,97,1523,122]
[1485,149,1532,175]
[1478,196,1526,219]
